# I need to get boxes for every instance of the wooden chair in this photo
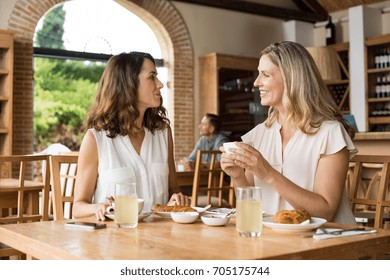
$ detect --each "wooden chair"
[191,150,235,208]
[349,154,390,229]
[346,162,383,204]
[0,154,50,259]
[49,154,78,221]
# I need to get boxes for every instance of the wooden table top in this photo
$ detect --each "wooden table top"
[1,215,390,260]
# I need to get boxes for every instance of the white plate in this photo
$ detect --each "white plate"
[154,208,201,217]
[105,211,152,222]
[263,217,327,232]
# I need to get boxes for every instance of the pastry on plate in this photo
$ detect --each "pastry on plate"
[151,204,196,212]
[273,209,311,224]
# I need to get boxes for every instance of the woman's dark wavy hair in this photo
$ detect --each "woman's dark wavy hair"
[87,52,170,137]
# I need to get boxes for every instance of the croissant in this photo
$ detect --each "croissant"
[151,204,196,212]
[273,209,311,224]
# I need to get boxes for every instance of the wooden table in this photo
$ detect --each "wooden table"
[0,215,389,260]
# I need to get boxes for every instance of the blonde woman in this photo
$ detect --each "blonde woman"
[221,41,357,224]
[73,52,189,221]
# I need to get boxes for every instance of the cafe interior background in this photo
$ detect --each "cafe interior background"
[1,0,390,164]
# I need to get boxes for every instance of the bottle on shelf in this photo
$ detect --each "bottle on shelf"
[371,103,380,117]
[375,47,387,69]
[325,16,336,45]
[375,76,382,98]
[387,47,390,68]
[375,49,381,69]
[236,78,242,91]
[385,74,390,98]
[386,102,390,115]
[381,76,387,98]
[383,48,389,69]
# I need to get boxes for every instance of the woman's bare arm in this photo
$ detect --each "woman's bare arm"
[73,130,110,220]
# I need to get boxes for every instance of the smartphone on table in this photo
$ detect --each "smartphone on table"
[65,221,107,230]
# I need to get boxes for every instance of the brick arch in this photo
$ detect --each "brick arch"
[7,0,194,158]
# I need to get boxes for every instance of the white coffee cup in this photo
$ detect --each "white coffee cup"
[223,141,253,155]
[223,142,240,155]
[177,163,185,172]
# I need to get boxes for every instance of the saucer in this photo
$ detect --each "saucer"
[105,211,152,222]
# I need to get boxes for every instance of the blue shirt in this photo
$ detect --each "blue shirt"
[188,133,229,162]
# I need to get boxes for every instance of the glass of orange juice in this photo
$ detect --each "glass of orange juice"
[115,182,138,228]
[235,186,262,237]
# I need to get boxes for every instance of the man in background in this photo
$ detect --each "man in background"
[179,113,229,171]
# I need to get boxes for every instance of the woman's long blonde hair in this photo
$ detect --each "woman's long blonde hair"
[87,52,169,138]
[261,41,355,138]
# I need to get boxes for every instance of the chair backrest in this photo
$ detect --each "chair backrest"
[349,155,390,229]
[50,154,78,221]
[191,150,234,208]
[0,154,50,224]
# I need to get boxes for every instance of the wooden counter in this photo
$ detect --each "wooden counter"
[353,132,390,155]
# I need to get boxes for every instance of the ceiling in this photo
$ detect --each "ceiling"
[173,0,388,22]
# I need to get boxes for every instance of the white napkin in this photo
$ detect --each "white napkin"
[313,228,377,240]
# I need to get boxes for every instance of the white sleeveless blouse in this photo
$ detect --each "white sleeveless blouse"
[242,120,357,224]
[90,128,169,211]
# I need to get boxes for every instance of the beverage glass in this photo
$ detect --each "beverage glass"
[235,186,262,237]
[115,182,138,228]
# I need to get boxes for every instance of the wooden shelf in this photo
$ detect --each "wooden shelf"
[324,79,349,85]
[365,34,390,132]
[365,34,390,46]
[367,67,390,74]
[329,42,349,52]
[354,132,390,140]
[368,117,390,124]
[0,29,14,163]
[368,97,390,103]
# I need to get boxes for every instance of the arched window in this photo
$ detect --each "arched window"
[9,0,194,159]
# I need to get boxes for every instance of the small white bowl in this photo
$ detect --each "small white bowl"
[201,214,230,226]
[171,212,199,224]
